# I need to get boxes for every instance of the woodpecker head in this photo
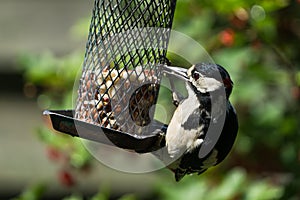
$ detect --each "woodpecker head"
[163,63,233,99]
[187,63,233,99]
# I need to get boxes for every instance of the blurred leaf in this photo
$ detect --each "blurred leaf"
[202,0,248,14]
[259,0,289,12]
[118,194,137,200]
[63,195,83,200]
[213,47,255,74]
[156,168,284,200]
[90,187,111,200]
[12,184,46,200]
[251,16,277,42]
[279,116,298,136]
[207,168,247,200]
[70,17,90,40]
[235,134,253,155]
[245,181,284,200]
[253,99,284,125]
[70,139,92,168]
[156,177,208,200]
[18,51,83,91]
[296,71,300,86]
[280,144,298,166]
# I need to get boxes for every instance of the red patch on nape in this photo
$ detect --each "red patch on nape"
[223,78,233,89]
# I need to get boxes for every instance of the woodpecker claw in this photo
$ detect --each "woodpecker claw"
[172,92,180,107]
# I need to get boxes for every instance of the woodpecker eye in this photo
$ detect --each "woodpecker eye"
[192,71,200,81]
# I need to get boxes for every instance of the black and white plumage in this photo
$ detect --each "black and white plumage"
[163,63,238,181]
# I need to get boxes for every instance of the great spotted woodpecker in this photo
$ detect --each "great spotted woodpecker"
[162,63,238,181]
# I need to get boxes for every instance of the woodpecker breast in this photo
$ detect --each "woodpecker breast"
[166,82,206,158]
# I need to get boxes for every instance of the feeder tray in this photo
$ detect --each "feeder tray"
[44,0,177,153]
[43,110,167,153]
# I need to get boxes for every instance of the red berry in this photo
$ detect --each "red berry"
[46,146,62,162]
[219,28,235,47]
[291,86,300,100]
[58,170,75,187]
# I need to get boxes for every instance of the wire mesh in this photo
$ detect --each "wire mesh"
[75,0,177,136]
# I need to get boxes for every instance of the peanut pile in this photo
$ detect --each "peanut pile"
[75,66,159,134]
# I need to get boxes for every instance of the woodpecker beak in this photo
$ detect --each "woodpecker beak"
[161,65,189,81]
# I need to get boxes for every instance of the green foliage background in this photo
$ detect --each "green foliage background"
[18,0,300,199]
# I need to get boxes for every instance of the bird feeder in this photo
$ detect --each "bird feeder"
[44,0,177,153]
